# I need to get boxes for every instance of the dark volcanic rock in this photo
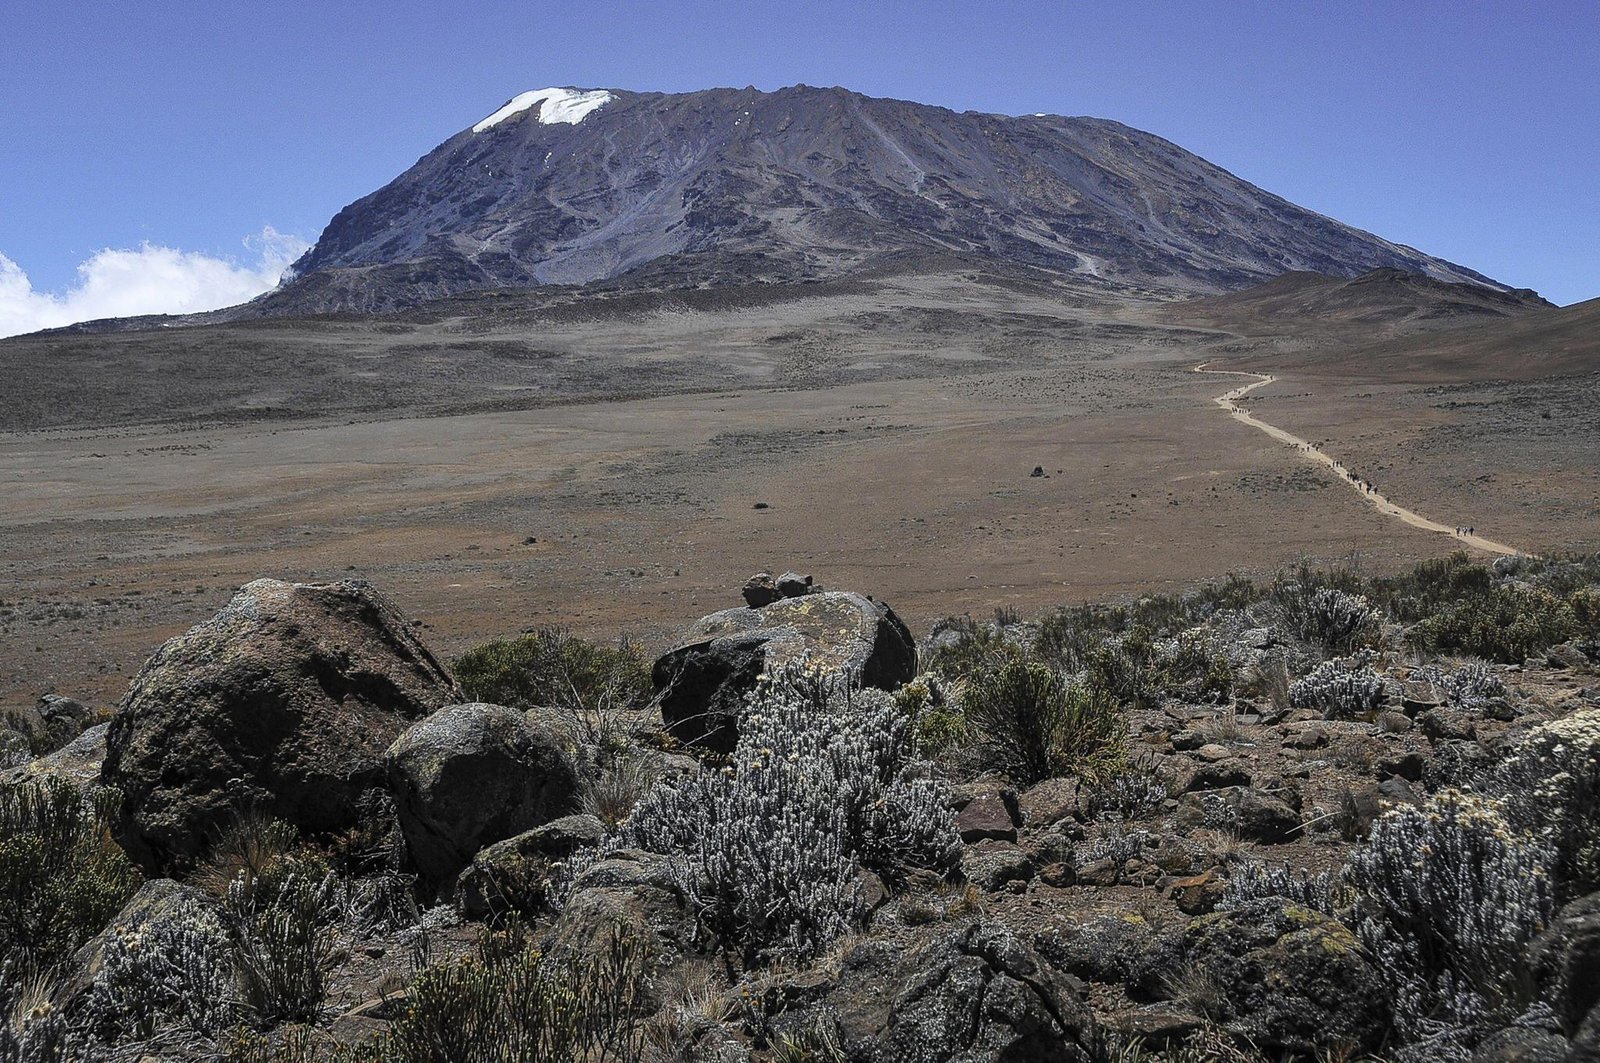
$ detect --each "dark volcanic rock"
[1181,899,1388,1054]
[260,84,1503,316]
[1,721,108,792]
[652,590,916,750]
[822,920,1096,1062]
[456,812,604,918]
[101,578,457,871]
[387,703,583,888]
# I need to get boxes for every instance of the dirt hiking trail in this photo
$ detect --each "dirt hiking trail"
[1193,363,1521,557]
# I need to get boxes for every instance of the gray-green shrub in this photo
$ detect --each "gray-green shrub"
[961,656,1126,784]
[1344,789,1553,1039]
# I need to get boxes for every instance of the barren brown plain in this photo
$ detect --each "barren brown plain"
[3,268,1596,711]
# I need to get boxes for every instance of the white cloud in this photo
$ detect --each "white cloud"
[0,226,311,339]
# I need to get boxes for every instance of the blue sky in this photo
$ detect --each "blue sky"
[2,0,1596,333]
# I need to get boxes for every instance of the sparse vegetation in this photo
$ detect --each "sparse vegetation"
[454,628,652,736]
[0,780,139,969]
[960,654,1126,784]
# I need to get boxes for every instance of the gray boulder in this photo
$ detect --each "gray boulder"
[653,590,916,750]
[387,703,583,888]
[101,578,457,872]
[1180,899,1388,1054]
[456,812,604,918]
[844,921,1097,1062]
[1,722,109,792]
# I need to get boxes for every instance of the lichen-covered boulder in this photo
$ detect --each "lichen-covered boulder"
[387,703,583,888]
[0,721,109,792]
[653,590,916,750]
[1181,899,1388,1054]
[101,578,457,871]
[455,812,604,918]
[832,920,1098,1062]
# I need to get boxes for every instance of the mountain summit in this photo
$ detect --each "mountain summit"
[270,84,1501,313]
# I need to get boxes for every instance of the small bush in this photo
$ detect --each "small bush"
[0,780,139,969]
[454,629,651,724]
[923,617,1021,680]
[1288,656,1383,719]
[0,960,70,1063]
[1278,585,1379,653]
[961,656,1126,784]
[893,675,969,763]
[1496,709,1600,900]
[1414,660,1507,711]
[1086,626,1163,708]
[1218,861,1345,916]
[378,920,646,1063]
[1152,629,1235,703]
[570,668,960,965]
[1345,789,1553,1039]
[83,908,237,1044]
[227,860,339,1025]
[1410,585,1577,663]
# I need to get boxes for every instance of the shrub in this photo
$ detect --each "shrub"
[1410,585,1577,663]
[1369,552,1493,623]
[0,780,139,969]
[1085,768,1169,821]
[1344,790,1553,1039]
[923,617,1021,680]
[82,907,237,1044]
[454,629,651,728]
[1152,629,1235,703]
[1218,861,1345,916]
[1278,586,1380,653]
[0,961,70,1063]
[572,668,960,965]
[226,859,339,1025]
[1414,660,1506,711]
[1496,709,1600,900]
[893,675,969,763]
[377,920,646,1063]
[961,656,1125,784]
[1288,655,1383,719]
[1086,627,1163,707]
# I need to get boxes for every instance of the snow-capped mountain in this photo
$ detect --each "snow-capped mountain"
[265,84,1502,313]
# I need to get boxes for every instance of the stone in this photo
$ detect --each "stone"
[1548,643,1591,670]
[1039,862,1076,888]
[1232,788,1302,844]
[1288,724,1328,750]
[1,721,108,792]
[455,813,605,919]
[1178,759,1252,793]
[858,922,1097,1062]
[775,571,817,598]
[652,591,916,750]
[1376,710,1414,733]
[1195,743,1234,763]
[1169,869,1225,915]
[1018,777,1081,827]
[963,840,1034,892]
[1400,679,1445,712]
[1169,729,1205,751]
[1182,899,1388,1053]
[1530,890,1600,1042]
[37,694,93,729]
[101,578,456,872]
[741,572,782,607]
[1376,751,1426,781]
[387,703,583,888]
[1419,707,1477,741]
[1076,857,1120,887]
[957,792,1018,843]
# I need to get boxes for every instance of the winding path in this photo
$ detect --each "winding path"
[1192,363,1521,557]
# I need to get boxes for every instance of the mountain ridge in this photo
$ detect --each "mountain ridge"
[249,83,1504,315]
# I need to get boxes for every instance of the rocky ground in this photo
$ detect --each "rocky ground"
[4,550,1600,1062]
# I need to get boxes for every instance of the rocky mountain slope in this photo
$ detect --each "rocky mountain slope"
[258,84,1504,314]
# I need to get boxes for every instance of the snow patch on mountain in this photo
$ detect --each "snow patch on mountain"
[473,88,614,132]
